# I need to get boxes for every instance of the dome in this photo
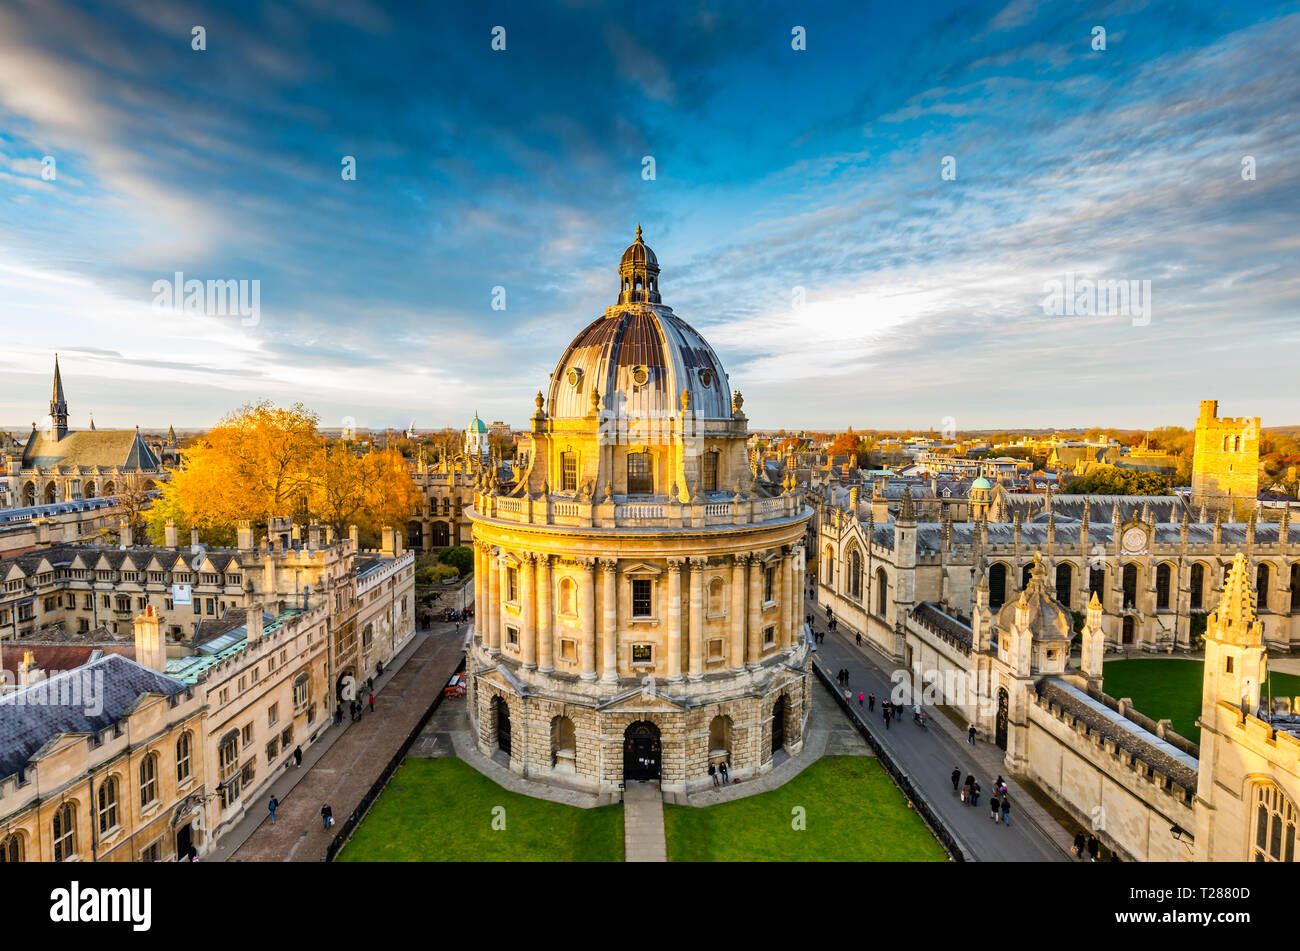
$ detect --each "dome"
[547,230,733,420]
[971,476,992,490]
[468,414,487,433]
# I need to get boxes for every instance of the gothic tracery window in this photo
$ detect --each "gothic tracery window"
[1253,782,1296,862]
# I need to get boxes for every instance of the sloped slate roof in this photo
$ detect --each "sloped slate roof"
[21,428,160,470]
[0,653,186,781]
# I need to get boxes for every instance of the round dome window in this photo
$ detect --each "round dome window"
[631,365,650,387]
[566,367,583,388]
[698,369,713,388]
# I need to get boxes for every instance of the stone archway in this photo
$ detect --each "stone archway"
[771,695,787,755]
[623,720,661,782]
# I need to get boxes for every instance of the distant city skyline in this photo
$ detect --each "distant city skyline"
[2,1,1297,431]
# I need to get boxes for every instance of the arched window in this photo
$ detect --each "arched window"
[1122,564,1138,609]
[176,732,192,783]
[1224,436,1231,452]
[139,754,158,808]
[1252,781,1296,862]
[1156,563,1172,610]
[23,482,35,506]
[293,672,310,710]
[823,546,834,585]
[708,578,725,615]
[558,577,576,616]
[97,777,119,834]
[1234,436,1242,452]
[875,567,888,615]
[52,803,77,862]
[1257,563,1271,612]
[0,833,21,862]
[849,549,863,600]
[1055,563,1072,607]
[988,563,1007,611]
[560,451,577,492]
[44,482,56,505]
[1021,563,1033,589]
[1190,563,1206,611]
[362,623,374,648]
[702,450,719,492]
[1089,566,1106,602]
[627,452,653,494]
[1291,564,1300,612]
[84,482,97,499]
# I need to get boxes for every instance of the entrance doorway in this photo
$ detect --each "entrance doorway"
[623,721,661,781]
[175,823,192,861]
[1122,615,1136,645]
[494,697,511,756]
[772,696,787,755]
[995,688,1009,750]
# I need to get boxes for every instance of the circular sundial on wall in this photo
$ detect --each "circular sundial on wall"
[1121,526,1148,553]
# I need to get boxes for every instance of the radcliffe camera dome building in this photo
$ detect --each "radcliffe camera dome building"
[467,228,812,794]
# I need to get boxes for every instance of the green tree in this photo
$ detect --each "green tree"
[439,545,474,575]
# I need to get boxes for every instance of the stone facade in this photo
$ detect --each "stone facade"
[466,231,812,794]
[1191,400,1260,519]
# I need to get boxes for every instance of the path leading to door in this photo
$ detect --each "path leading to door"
[813,617,1072,861]
[623,781,668,862]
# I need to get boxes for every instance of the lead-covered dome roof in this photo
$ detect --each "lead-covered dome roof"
[547,229,732,421]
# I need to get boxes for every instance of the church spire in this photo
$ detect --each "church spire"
[49,353,68,440]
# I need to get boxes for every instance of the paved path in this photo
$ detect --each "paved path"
[623,781,667,862]
[221,624,466,862]
[812,617,1071,862]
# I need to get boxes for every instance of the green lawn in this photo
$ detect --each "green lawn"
[663,755,947,862]
[1101,659,1300,742]
[336,757,624,861]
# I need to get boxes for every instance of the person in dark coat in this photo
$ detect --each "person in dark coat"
[321,804,333,831]
[989,794,1000,822]
[1073,831,1086,857]
[293,745,303,768]
[709,763,719,787]
[951,767,961,793]
[1000,796,1011,826]
[868,693,875,712]
[719,762,729,783]
[1087,834,1100,861]
[268,796,279,824]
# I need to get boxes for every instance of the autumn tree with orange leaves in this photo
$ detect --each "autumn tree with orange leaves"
[149,401,420,548]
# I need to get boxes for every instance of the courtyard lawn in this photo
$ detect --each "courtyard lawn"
[662,755,947,862]
[1101,659,1300,742]
[336,757,623,862]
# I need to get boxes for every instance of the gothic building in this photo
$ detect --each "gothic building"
[4,356,168,508]
[466,229,812,794]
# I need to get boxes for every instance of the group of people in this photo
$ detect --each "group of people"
[706,762,731,787]
[951,769,1013,825]
[808,614,827,644]
[834,667,852,688]
[1072,832,1104,861]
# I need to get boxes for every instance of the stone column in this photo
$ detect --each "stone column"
[779,548,793,650]
[521,553,537,669]
[473,542,484,642]
[688,557,705,680]
[579,557,596,681]
[748,553,764,667]
[794,544,806,644]
[666,558,684,682]
[600,558,618,683]
[730,553,748,671]
[537,554,553,672]
[487,546,501,652]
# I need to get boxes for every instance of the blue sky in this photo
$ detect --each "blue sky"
[1,0,1297,433]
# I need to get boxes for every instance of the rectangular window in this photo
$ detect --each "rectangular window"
[763,625,776,647]
[702,451,718,492]
[140,840,162,863]
[507,567,519,602]
[268,703,279,726]
[627,452,653,494]
[707,638,724,661]
[560,639,576,661]
[632,578,652,617]
[506,626,519,647]
[242,723,254,748]
[632,643,652,663]
[764,567,775,603]
[561,451,577,492]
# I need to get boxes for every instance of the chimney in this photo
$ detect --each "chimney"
[18,651,38,688]
[190,526,201,552]
[164,518,178,547]
[246,603,266,640]
[119,519,133,547]
[325,524,336,546]
[349,524,360,550]
[133,604,166,672]
[291,523,302,549]
[381,526,396,557]
[308,521,322,550]
[237,520,254,550]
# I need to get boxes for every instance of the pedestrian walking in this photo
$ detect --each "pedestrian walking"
[335,701,343,725]
[967,725,976,745]
[962,773,973,804]
[1087,834,1100,861]
[269,796,278,825]
[971,781,981,808]
[368,692,375,713]
[868,693,875,712]
[858,691,865,710]
[709,763,719,788]
[951,767,961,793]
[321,804,333,831]
[990,794,1000,822]
[719,762,729,784]
[995,774,1005,795]
[884,709,891,730]
[1072,832,1086,857]
[855,632,862,646]
[293,745,303,768]
[1001,796,1011,826]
